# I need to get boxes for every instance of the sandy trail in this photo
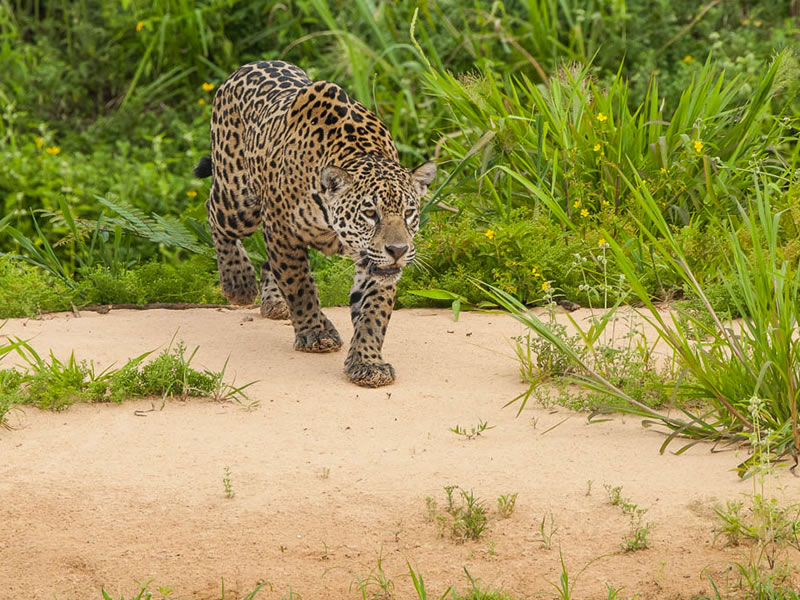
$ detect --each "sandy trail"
[0,307,796,599]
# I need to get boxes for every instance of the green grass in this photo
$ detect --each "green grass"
[485,173,800,476]
[0,255,227,318]
[0,336,254,424]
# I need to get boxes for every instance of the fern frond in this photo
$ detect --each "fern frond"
[96,195,156,237]
[95,195,212,256]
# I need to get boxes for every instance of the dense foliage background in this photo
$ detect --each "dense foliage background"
[0,0,798,316]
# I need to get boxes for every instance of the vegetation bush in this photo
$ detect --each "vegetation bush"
[0,337,251,420]
[2,1,798,307]
[76,259,225,305]
[0,256,74,316]
[0,256,224,316]
[401,207,644,307]
[491,177,800,476]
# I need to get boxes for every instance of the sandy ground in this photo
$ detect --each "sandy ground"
[1,306,798,600]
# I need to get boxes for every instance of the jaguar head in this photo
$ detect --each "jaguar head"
[320,157,436,277]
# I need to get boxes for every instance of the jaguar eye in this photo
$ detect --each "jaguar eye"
[404,209,415,219]
[364,209,377,219]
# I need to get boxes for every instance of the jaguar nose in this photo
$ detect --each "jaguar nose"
[385,244,409,261]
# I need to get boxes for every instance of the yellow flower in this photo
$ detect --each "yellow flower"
[598,238,606,247]
[202,82,215,92]
[136,21,144,32]
[593,143,601,152]
[186,190,198,198]
[541,281,551,291]
[596,112,608,122]
[45,146,60,155]
[573,199,581,209]
[693,140,704,153]
[601,199,610,207]
[197,98,206,105]
[484,229,495,240]
[531,266,540,278]
[682,55,693,64]
[34,136,43,149]
[660,167,668,173]
[580,208,589,218]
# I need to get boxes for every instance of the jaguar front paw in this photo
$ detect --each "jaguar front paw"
[345,360,396,387]
[294,327,343,353]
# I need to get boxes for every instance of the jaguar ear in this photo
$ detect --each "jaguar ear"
[320,165,353,201]
[411,161,437,197]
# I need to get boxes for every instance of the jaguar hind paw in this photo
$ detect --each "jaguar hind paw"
[294,327,343,353]
[260,300,290,320]
[345,360,396,387]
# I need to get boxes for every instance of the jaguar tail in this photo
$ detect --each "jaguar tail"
[194,155,212,178]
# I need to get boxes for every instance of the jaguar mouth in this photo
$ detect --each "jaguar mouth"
[369,264,403,276]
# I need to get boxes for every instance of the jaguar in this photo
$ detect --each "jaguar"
[195,60,436,387]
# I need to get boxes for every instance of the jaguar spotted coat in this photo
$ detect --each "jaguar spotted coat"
[195,61,436,387]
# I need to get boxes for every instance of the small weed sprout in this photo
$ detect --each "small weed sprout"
[452,489,489,541]
[424,496,438,523]
[604,583,632,599]
[349,553,395,600]
[605,484,623,507]
[426,486,489,542]
[497,493,518,518]
[434,514,449,538]
[623,515,651,552]
[713,500,745,547]
[208,355,258,406]
[604,484,653,552]
[449,419,495,440]
[392,520,403,543]
[544,546,613,600]
[407,562,454,600]
[444,485,458,513]
[222,466,235,499]
[538,511,559,550]
[547,550,577,600]
[320,541,330,561]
